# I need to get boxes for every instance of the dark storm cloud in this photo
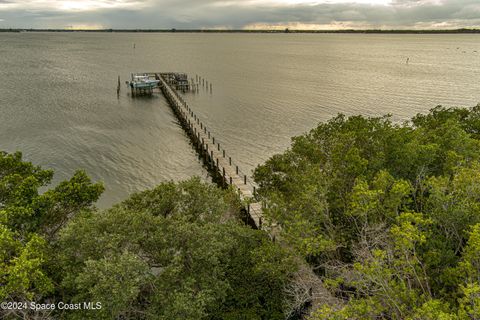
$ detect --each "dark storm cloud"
[0,0,479,29]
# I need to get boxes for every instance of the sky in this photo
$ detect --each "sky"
[0,0,479,30]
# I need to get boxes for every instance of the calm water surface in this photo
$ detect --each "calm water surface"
[1,33,479,207]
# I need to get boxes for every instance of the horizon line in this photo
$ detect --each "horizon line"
[1,28,480,34]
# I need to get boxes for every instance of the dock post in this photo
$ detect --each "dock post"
[222,169,226,187]
[244,175,247,184]
[216,158,219,167]
[217,143,220,151]
[229,157,232,165]
[236,166,239,175]
[230,177,232,185]
[223,150,225,158]
[213,137,215,144]
[117,75,120,96]
[253,186,256,196]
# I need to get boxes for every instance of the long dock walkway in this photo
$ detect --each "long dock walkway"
[129,72,335,313]
[156,73,264,229]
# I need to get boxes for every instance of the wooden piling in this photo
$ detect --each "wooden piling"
[117,75,120,95]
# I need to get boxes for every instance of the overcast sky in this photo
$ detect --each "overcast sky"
[0,0,479,30]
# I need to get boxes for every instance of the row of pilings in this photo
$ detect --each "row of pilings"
[158,75,264,229]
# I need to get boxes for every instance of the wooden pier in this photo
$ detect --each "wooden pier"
[151,73,264,229]
[130,73,330,313]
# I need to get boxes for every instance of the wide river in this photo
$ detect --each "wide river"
[1,33,479,207]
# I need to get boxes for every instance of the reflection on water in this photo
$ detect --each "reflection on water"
[1,32,479,207]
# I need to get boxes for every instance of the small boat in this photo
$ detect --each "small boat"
[129,75,159,89]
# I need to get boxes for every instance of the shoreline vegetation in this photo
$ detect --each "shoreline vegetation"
[1,28,480,34]
[3,105,480,319]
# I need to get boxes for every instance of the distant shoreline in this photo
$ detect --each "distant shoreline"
[1,28,480,34]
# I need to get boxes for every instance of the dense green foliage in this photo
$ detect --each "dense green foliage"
[56,179,295,319]
[5,105,480,319]
[0,151,103,308]
[0,152,295,319]
[254,105,480,319]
